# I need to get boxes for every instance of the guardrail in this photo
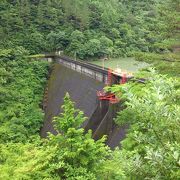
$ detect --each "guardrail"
[45,54,108,74]
[56,56,108,83]
[44,54,144,84]
[57,56,109,75]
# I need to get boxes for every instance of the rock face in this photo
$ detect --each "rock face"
[40,63,104,137]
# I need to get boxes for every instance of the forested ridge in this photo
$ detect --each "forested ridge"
[0,0,180,179]
[1,0,179,57]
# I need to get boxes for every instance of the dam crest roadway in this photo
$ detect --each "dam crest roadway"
[45,53,134,84]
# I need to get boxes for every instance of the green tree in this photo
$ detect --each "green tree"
[0,141,58,180]
[53,93,86,134]
[85,39,101,57]
[0,48,49,143]
[62,0,90,29]
[99,36,113,58]
[109,69,180,179]
[46,31,69,52]
[50,93,110,179]
[68,30,86,58]
[37,0,59,32]
[23,31,45,54]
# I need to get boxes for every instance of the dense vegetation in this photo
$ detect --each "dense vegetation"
[0,0,179,179]
[0,94,110,179]
[0,48,49,143]
[106,70,180,179]
[1,0,179,59]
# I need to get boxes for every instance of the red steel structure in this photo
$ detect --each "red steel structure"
[97,90,119,104]
[97,69,127,104]
[107,68,113,85]
[120,73,127,84]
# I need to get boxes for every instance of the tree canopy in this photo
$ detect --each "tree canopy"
[0,0,179,59]
[0,0,179,179]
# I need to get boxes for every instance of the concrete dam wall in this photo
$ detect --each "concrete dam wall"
[40,63,104,137]
[40,63,128,148]
[84,101,128,148]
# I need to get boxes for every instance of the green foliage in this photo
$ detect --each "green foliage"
[133,52,180,77]
[0,1,179,179]
[62,0,90,28]
[109,70,180,179]
[53,93,86,133]
[0,48,49,143]
[0,93,110,179]
[1,0,179,57]
[49,94,110,179]
[0,141,58,180]
[99,36,113,57]
[97,149,128,180]
[48,128,109,179]
[85,39,101,57]
[68,30,86,58]
[46,31,69,51]
[23,31,46,54]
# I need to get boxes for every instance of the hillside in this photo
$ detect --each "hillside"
[0,0,179,179]
[0,0,178,57]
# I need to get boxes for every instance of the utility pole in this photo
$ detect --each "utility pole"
[102,58,105,69]
[74,51,77,61]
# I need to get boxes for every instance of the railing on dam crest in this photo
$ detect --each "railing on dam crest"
[45,53,133,84]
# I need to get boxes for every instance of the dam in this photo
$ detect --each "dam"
[40,55,130,148]
[40,63,104,136]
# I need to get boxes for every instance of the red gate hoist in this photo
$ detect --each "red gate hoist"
[97,90,119,104]
[97,69,127,104]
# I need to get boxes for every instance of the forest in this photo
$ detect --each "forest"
[0,0,179,179]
